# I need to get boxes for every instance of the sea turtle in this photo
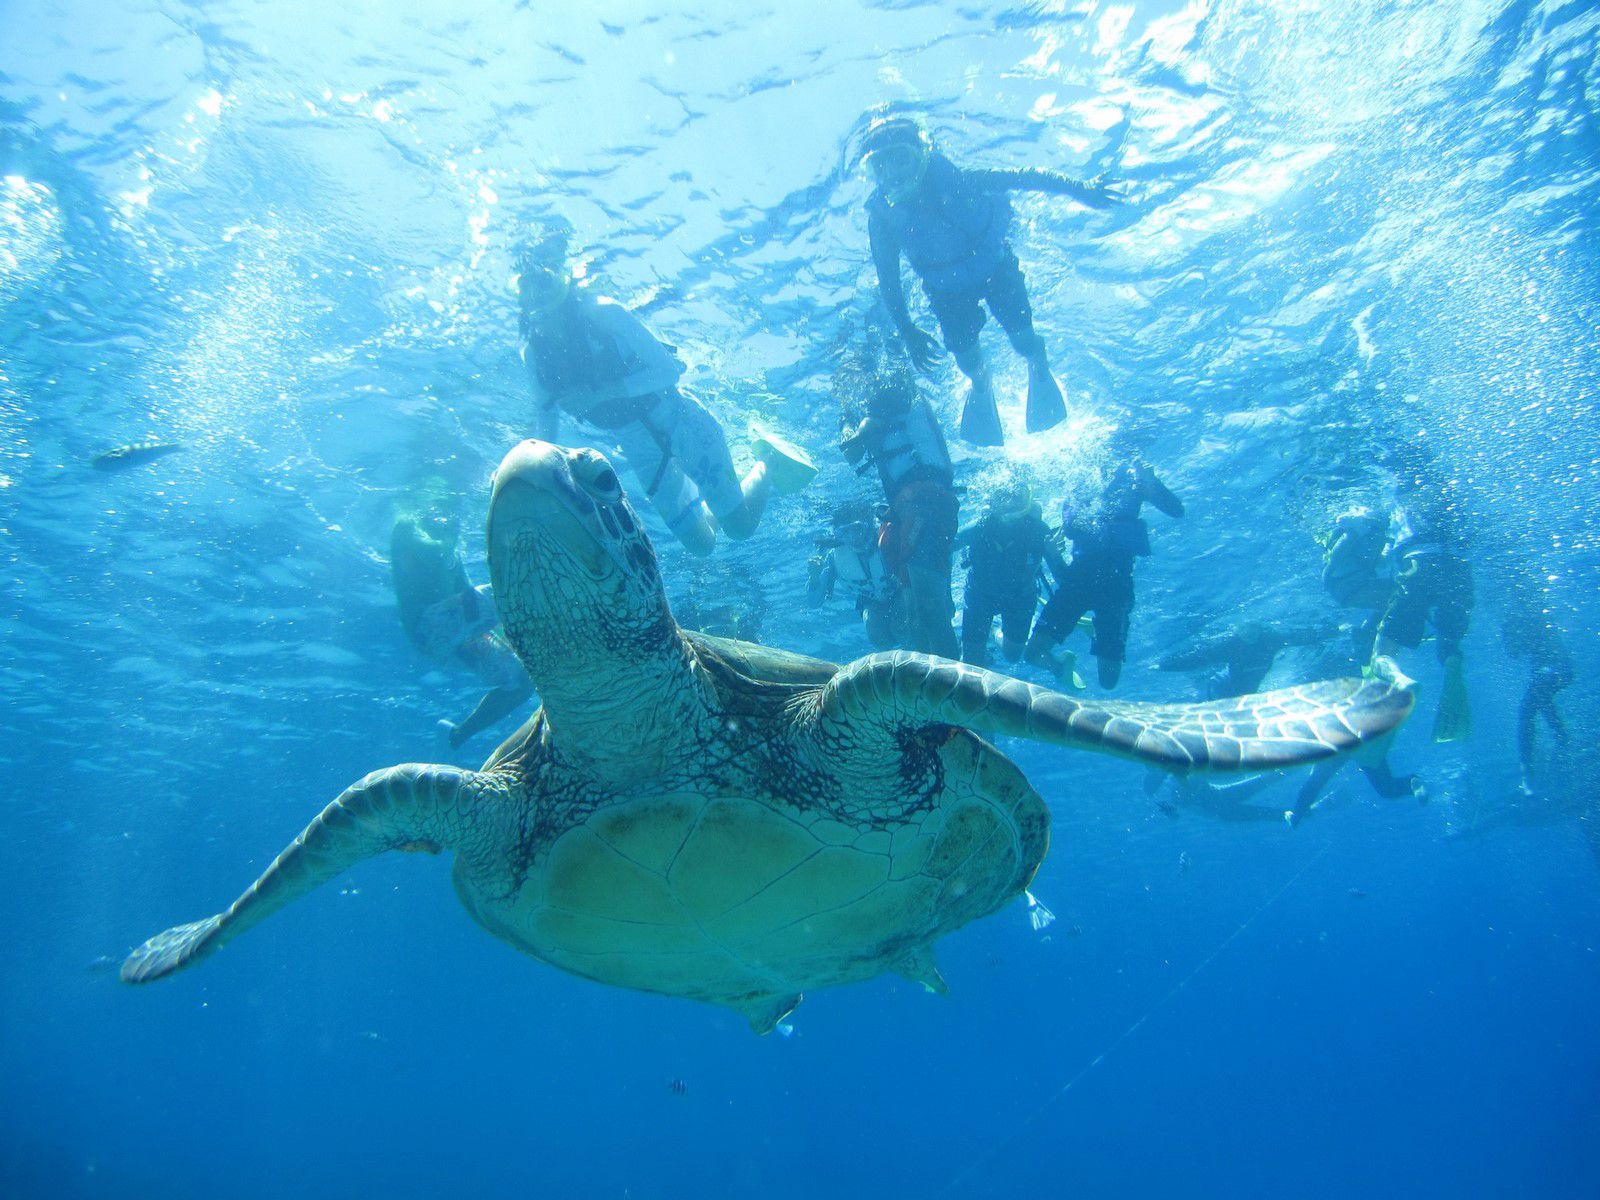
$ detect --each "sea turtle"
[122,440,1413,1031]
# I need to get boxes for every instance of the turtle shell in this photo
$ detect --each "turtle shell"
[451,640,1049,1031]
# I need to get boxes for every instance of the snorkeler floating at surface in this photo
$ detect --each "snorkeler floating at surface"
[516,221,817,556]
[390,507,533,750]
[858,114,1123,447]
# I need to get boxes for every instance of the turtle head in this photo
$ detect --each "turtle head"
[488,440,676,687]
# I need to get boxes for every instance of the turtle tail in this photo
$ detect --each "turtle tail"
[121,764,484,984]
[813,651,1414,773]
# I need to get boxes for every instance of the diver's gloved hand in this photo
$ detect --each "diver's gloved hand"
[897,323,944,374]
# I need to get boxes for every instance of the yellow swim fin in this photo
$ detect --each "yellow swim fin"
[749,423,818,495]
[1432,653,1471,743]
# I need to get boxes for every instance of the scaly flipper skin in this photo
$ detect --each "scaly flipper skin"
[811,651,1412,770]
[121,765,490,983]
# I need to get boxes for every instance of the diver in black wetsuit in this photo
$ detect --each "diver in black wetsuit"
[1024,456,1184,689]
[858,115,1122,447]
[955,481,1070,670]
[391,511,533,750]
[1156,619,1334,700]
[1502,608,1574,798]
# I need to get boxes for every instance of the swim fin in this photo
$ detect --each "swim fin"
[1025,362,1066,433]
[749,423,819,495]
[1056,649,1087,692]
[959,381,1005,447]
[1432,653,1471,743]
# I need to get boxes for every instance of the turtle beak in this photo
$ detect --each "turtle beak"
[488,440,612,588]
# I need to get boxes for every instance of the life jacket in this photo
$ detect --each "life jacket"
[868,153,1011,294]
[831,543,897,605]
[870,399,953,495]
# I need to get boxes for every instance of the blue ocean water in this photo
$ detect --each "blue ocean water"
[2,0,1598,1196]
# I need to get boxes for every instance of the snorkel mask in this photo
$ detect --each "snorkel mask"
[514,224,575,320]
[860,117,931,206]
[518,263,571,319]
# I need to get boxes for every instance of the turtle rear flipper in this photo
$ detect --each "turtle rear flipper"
[121,916,225,983]
[120,765,487,985]
[813,652,1415,772]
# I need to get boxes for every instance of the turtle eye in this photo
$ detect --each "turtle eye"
[573,452,622,500]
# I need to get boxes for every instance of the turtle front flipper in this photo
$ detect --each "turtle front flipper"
[809,651,1414,772]
[121,764,491,984]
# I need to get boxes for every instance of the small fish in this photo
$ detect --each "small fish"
[1347,887,1369,900]
[91,441,183,472]
[667,1078,687,1096]
[1178,850,1191,874]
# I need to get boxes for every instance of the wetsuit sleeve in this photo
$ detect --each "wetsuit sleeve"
[839,417,872,466]
[1157,637,1227,671]
[1138,470,1185,518]
[521,340,562,440]
[868,209,915,333]
[967,167,1111,207]
[1283,623,1335,648]
[1040,528,1071,583]
[587,300,684,399]
[807,554,837,604]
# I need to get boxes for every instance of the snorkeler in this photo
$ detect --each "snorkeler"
[808,502,902,650]
[1146,618,1335,806]
[1371,500,1475,742]
[516,222,816,557]
[1501,607,1573,798]
[955,479,1070,672]
[1024,452,1184,689]
[836,331,961,657]
[1282,728,1427,826]
[1156,618,1334,700]
[857,114,1122,447]
[1320,504,1394,662]
[390,509,534,750]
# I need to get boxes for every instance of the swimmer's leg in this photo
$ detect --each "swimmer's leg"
[987,256,1064,433]
[447,683,535,749]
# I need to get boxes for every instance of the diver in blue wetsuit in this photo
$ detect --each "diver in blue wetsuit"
[858,115,1122,447]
